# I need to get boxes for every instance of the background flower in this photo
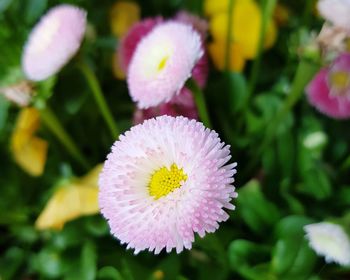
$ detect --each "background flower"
[11,107,48,176]
[127,21,203,108]
[306,53,350,119]
[304,222,350,266]
[205,0,277,72]
[36,165,102,230]
[22,4,87,81]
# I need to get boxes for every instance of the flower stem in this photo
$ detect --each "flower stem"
[186,78,212,128]
[78,62,120,139]
[247,0,277,97]
[39,105,90,169]
[224,0,235,72]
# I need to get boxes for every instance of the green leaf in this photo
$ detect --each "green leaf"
[236,180,281,234]
[25,0,48,24]
[80,241,97,280]
[272,216,316,277]
[98,266,124,280]
[228,240,271,280]
[226,72,248,113]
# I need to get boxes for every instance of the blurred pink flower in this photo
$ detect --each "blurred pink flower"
[99,116,237,254]
[318,0,350,32]
[306,53,350,119]
[118,17,163,73]
[22,4,87,81]
[118,13,209,112]
[133,102,198,124]
[175,11,209,41]
[127,21,203,108]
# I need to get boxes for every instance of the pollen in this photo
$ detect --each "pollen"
[330,71,350,91]
[157,56,169,72]
[149,164,187,199]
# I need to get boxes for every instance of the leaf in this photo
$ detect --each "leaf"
[236,180,281,234]
[80,241,97,280]
[98,266,124,280]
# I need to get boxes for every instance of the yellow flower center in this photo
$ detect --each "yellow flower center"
[157,56,169,72]
[148,164,187,199]
[330,71,350,92]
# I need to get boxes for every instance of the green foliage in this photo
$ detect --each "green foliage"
[1,0,350,279]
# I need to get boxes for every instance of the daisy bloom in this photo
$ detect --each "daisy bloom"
[318,0,350,32]
[127,22,203,109]
[306,53,350,119]
[99,116,237,254]
[118,17,163,74]
[22,4,87,81]
[304,222,350,266]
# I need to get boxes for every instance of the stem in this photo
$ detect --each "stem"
[224,0,235,72]
[39,105,90,169]
[78,62,120,139]
[248,0,277,97]
[186,78,212,128]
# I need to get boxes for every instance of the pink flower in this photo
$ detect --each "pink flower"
[118,17,163,73]
[306,53,350,119]
[22,4,87,81]
[127,21,203,108]
[133,102,198,124]
[99,116,237,254]
[318,0,350,32]
[175,11,209,41]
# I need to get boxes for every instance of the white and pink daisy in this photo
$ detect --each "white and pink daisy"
[318,0,350,32]
[304,222,350,266]
[22,4,87,81]
[127,22,203,109]
[99,116,237,254]
[306,53,350,119]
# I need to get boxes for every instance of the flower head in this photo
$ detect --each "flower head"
[318,0,350,32]
[22,4,87,81]
[127,22,203,109]
[306,53,350,119]
[99,116,237,254]
[118,17,163,74]
[304,222,350,266]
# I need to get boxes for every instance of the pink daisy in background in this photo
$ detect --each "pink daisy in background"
[133,102,198,124]
[118,17,163,74]
[317,0,350,32]
[306,53,350,119]
[22,4,87,81]
[127,21,203,108]
[99,116,237,254]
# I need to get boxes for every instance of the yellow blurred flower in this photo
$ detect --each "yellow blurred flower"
[35,164,102,230]
[110,1,140,38]
[11,107,48,176]
[208,40,246,71]
[110,1,140,79]
[205,0,277,71]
